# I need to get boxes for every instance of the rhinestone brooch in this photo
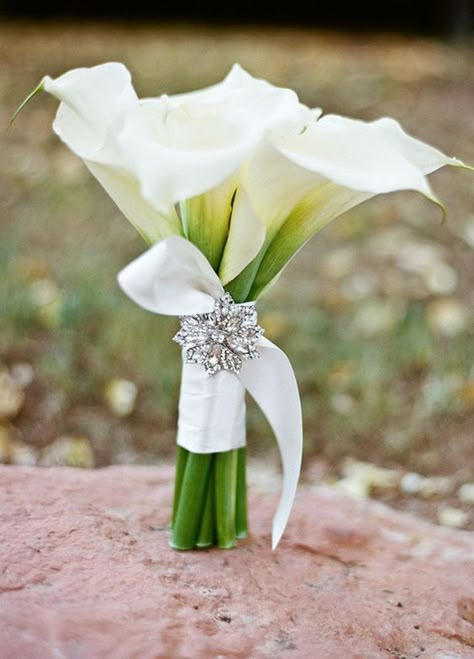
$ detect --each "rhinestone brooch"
[173,293,264,375]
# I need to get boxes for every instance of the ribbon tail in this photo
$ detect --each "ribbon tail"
[239,336,303,549]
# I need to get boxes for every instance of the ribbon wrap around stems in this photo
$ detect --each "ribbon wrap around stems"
[118,236,303,549]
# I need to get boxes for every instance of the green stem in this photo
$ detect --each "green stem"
[235,447,248,538]
[171,445,189,529]
[196,458,216,548]
[10,80,45,127]
[215,449,238,549]
[225,254,262,303]
[170,452,213,550]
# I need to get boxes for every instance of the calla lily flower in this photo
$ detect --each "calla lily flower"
[41,62,469,299]
[42,63,180,245]
[225,113,467,298]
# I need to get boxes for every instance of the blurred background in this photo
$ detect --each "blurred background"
[0,7,473,528]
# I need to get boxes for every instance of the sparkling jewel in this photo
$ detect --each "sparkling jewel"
[173,293,264,375]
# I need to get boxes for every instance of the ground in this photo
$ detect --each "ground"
[2,464,474,659]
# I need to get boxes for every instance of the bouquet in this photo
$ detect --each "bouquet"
[19,62,468,550]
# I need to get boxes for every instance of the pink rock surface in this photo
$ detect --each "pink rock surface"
[1,464,473,659]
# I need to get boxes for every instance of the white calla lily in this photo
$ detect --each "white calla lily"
[225,112,468,299]
[42,63,183,244]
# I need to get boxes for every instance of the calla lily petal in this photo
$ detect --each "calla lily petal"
[116,100,255,217]
[249,183,371,299]
[43,62,137,162]
[43,63,181,244]
[241,140,322,237]
[168,64,307,137]
[218,187,266,288]
[274,114,460,198]
[85,162,183,244]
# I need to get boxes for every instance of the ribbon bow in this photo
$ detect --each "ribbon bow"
[118,236,302,549]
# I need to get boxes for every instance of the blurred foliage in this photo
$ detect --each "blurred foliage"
[0,22,473,527]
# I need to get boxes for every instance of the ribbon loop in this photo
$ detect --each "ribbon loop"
[117,235,224,316]
[118,236,303,548]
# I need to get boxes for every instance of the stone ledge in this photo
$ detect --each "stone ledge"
[1,464,473,659]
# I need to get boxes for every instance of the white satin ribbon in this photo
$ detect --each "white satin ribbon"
[118,236,303,549]
[177,363,247,453]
